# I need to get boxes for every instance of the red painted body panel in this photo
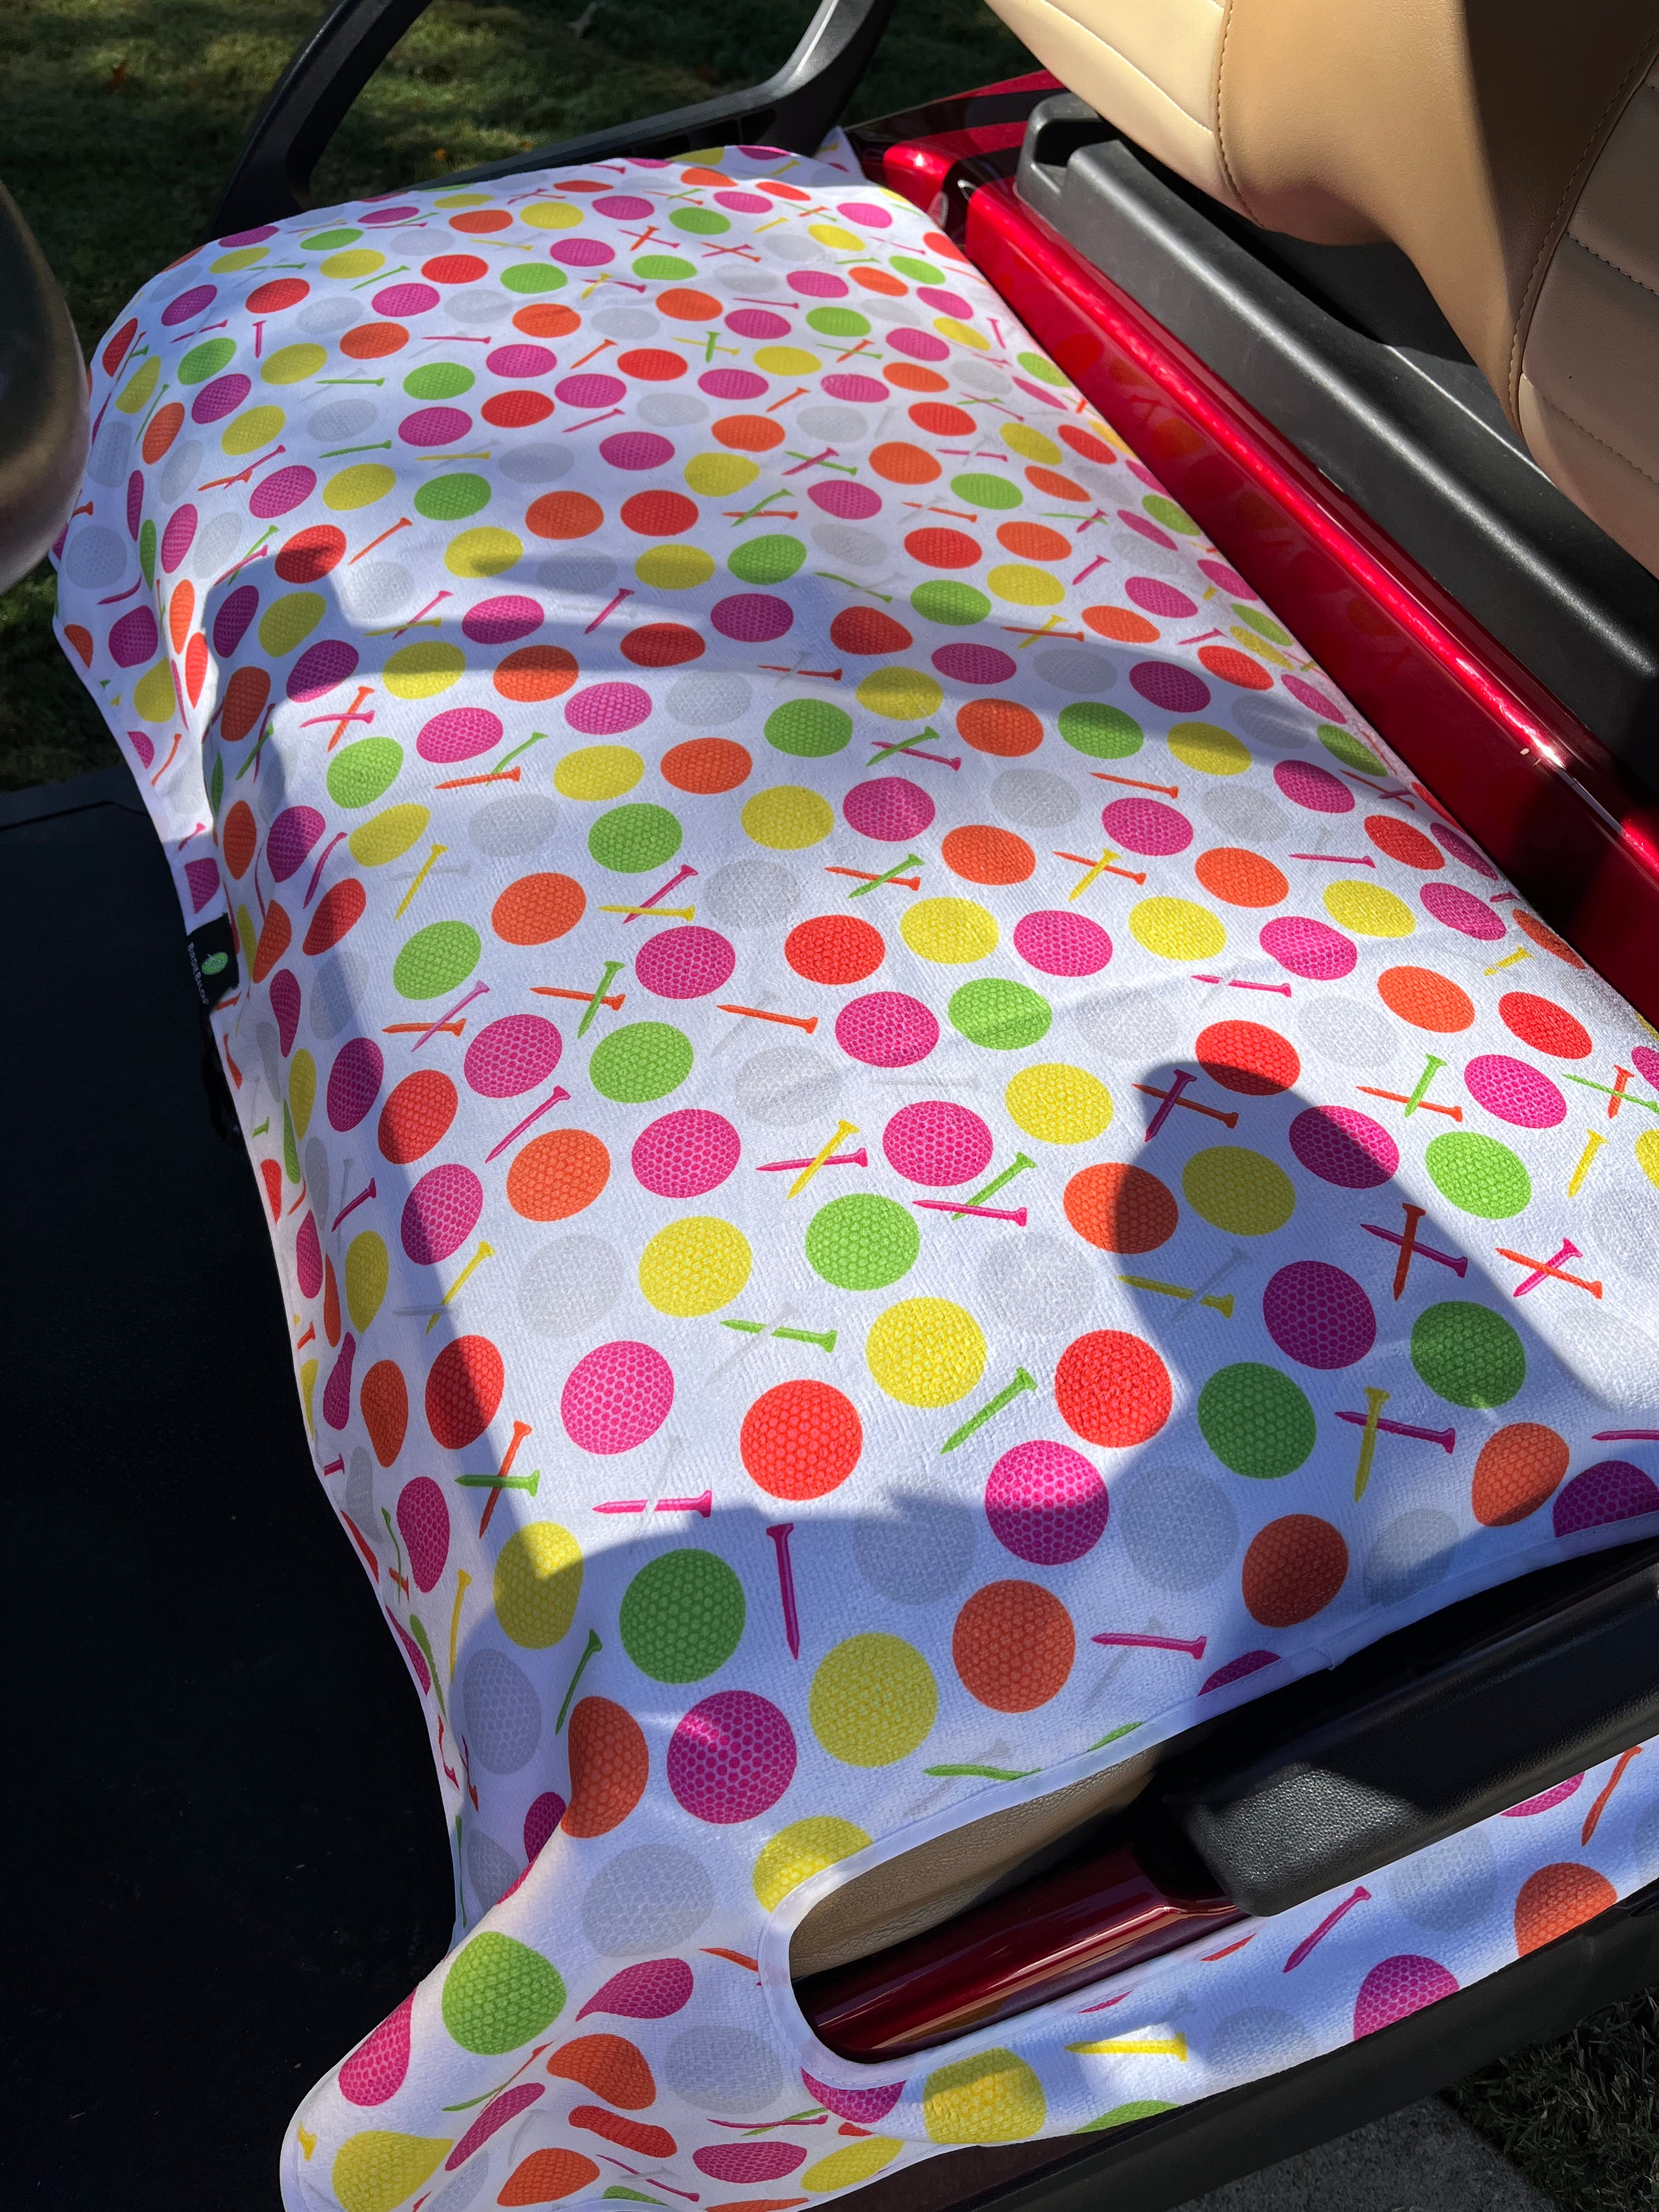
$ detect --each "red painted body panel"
[966,183,1659,1025]
[874,70,1059,221]
[857,97,1659,1023]
[800,1839,1240,2062]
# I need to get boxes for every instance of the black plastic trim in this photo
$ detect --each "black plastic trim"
[209,0,898,236]
[1015,95,1659,796]
[1158,1538,1659,1918]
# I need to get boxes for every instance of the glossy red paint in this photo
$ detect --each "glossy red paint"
[856,79,1659,1019]
[868,70,1058,222]
[799,1836,1239,2062]
[954,181,1659,1022]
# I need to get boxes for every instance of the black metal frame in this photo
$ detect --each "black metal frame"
[208,0,898,238]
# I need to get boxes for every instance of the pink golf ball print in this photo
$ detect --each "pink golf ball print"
[561,1340,674,1454]
[985,1441,1110,1564]
[630,1108,741,1198]
[464,1014,561,1098]
[396,1476,450,1592]
[667,1691,795,1823]
[49,134,1659,2212]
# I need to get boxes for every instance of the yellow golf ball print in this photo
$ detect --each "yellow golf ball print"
[383,642,464,700]
[1167,721,1249,775]
[855,665,944,721]
[685,453,758,497]
[810,1634,936,1764]
[638,1216,752,1317]
[636,544,715,591]
[324,463,396,511]
[752,1816,872,1911]
[445,527,522,580]
[1130,897,1226,961]
[345,1232,388,1333]
[494,1522,583,1649]
[332,2132,452,2212]
[802,2141,903,2191]
[901,897,999,964]
[555,746,645,801]
[923,2050,1047,2143]
[867,1297,986,1406]
[743,785,834,850]
[1324,879,1415,936]
[1182,1146,1296,1235]
[349,804,430,867]
[1005,1062,1113,1144]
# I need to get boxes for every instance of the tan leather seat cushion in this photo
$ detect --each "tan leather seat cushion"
[791,1751,1156,1977]
[981,0,1659,574]
[980,0,1243,210]
[1518,60,1659,576]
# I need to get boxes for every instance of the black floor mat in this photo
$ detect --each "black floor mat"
[4,776,453,2210]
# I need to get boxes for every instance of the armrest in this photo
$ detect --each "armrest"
[1159,1537,1659,1917]
[0,182,88,596]
[209,0,899,238]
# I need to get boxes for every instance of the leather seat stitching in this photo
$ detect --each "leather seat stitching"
[1562,228,1659,308]
[1530,382,1659,493]
[1213,0,1260,224]
[1507,28,1659,414]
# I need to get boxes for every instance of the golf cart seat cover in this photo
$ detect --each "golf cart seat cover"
[54,144,1659,2212]
[974,0,1659,579]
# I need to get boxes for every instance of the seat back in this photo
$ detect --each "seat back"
[981,0,1659,576]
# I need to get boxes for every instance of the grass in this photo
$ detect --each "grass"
[4,7,1657,2207]
[1449,1988,1659,2211]
[0,0,1031,789]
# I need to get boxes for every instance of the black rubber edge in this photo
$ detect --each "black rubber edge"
[0,765,147,830]
[1158,1537,1659,1917]
[1014,95,1659,796]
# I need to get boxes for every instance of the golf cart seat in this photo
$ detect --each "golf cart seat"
[974,0,1659,578]
[30,5,1659,2208]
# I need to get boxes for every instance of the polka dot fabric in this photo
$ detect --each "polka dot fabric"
[55,140,1659,2212]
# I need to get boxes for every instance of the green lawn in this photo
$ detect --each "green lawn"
[2,8,1654,2207]
[0,0,1029,788]
[1450,1988,1659,2211]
